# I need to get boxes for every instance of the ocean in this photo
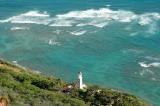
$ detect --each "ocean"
[0,0,160,105]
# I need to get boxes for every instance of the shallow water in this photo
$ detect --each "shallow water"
[0,0,160,105]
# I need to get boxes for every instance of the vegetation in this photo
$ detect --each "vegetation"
[0,59,149,106]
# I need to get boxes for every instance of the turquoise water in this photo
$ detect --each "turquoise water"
[0,0,160,105]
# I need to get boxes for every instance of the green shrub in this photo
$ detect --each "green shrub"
[0,60,149,106]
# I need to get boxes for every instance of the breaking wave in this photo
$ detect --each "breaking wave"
[0,11,51,25]
[51,8,160,28]
[0,8,160,34]
[139,62,150,68]
[139,62,160,68]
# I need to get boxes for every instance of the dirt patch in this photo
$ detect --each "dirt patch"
[0,97,9,106]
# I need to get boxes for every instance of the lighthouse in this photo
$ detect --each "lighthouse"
[77,72,86,89]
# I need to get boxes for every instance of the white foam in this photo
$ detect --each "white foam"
[51,8,160,29]
[12,60,17,64]
[76,23,87,27]
[139,62,150,68]
[49,19,74,27]
[12,60,19,66]
[139,16,152,26]
[11,27,29,31]
[0,11,51,25]
[138,13,160,26]
[0,8,160,32]
[89,21,109,28]
[51,8,138,28]
[48,39,61,46]
[70,30,87,36]
[139,62,160,68]
[149,62,160,68]
[22,11,49,17]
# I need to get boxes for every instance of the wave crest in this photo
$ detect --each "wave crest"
[139,62,160,68]
[0,8,160,34]
[51,8,160,28]
[0,11,51,25]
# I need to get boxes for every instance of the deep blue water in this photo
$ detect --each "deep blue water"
[0,0,160,105]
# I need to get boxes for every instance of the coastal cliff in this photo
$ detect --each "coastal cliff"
[0,60,149,106]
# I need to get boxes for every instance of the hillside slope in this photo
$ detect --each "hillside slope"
[0,60,149,106]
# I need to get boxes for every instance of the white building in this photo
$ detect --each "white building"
[77,72,86,89]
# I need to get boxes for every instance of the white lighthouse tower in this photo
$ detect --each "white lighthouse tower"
[77,72,86,89]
